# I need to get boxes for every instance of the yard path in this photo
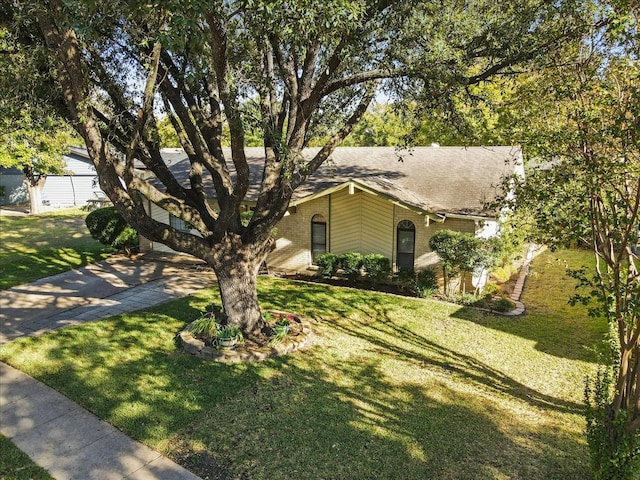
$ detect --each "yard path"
[1,253,215,479]
[0,253,216,345]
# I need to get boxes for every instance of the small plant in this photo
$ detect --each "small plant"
[452,292,478,305]
[416,268,438,297]
[269,317,291,346]
[490,265,516,283]
[394,267,437,297]
[482,283,500,297]
[338,252,363,280]
[274,317,291,329]
[362,254,391,282]
[395,267,414,285]
[187,315,220,343]
[217,324,244,349]
[218,324,243,341]
[316,253,339,277]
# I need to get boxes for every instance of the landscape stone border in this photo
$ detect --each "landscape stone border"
[178,316,313,363]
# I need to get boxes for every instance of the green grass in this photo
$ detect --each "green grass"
[0,248,606,479]
[0,208,114,290]
[0,435,54,480]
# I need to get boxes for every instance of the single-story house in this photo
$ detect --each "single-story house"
[140,146,524,279]
[0,146,106,208]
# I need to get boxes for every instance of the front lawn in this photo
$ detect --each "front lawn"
[0,248,606,479]
[0,208,114,290]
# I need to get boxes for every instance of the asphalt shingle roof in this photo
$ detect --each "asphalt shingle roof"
[159,145,522,218]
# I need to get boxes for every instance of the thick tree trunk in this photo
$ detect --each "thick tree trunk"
[24,175,46,215]
[209,234,272,335]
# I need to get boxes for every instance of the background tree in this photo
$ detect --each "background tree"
[0,113,75,214]
[0,8,75,213]
[9,0,588,334]
[500,3,639,475]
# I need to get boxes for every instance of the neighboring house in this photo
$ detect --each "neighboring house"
[0,146,106,208]
[141,146,524,278]
[0,166,26,204]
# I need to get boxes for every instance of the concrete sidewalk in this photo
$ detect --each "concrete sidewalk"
[1,363,201,480]
[1,254,215,479]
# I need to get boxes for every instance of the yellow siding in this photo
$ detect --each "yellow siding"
[268,188,396,271]
[144,202,203,254]
[141,186,483,279]
[148,203,174,253]
[331,189,362,254]
[360,193,394,256]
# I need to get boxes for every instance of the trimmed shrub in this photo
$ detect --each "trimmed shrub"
[85,207,138,253]
[429,229,500,295]
[482,283,500,297]
[338,252,363,280]
[316,253,339,277]
[395,267,416,288]
[416,268,438,297]
[362,254,391,282]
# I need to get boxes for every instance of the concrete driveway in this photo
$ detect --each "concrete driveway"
[0,254,217,345]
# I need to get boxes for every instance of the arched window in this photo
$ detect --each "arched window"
[396,220,415,270]
[311,214,327,263]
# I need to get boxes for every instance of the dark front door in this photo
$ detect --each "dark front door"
[396,220,415,270]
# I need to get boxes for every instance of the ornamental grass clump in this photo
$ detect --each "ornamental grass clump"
[187,305,243,349]
[186,315,220,343]
[269,317,291,346]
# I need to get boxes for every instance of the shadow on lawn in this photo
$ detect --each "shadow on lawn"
[0,212,113,290]
[4,285,591,480]
[258,277,584,415]
[331,316,584,416]
[170,351,589,480]
[449,250,608,365]
[0,243,110,290]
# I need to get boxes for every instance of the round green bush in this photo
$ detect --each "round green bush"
[316,253,339,277]
[85,206,138,252]
[362,254,391,282]
[338,252,363,280]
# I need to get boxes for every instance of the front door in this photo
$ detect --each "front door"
[396,220,415,270]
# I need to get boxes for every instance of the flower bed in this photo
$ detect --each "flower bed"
[178,309,313,363]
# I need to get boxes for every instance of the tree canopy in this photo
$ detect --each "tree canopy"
[497,2,639,474]
[0,6,76,212]
[3,0,591,332]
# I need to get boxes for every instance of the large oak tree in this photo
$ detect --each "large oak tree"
[5,0,587,333]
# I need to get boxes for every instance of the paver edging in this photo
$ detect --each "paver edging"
[490,243,541,317]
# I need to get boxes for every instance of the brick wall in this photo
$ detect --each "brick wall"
[267,196,330,272]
